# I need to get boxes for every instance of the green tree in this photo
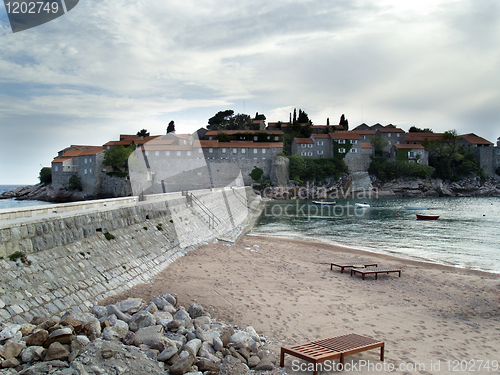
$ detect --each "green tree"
[167,121,175,133]
[137,129,150,137]
[103,144,135,172]
[340,114,349,130]
[207,110,234,130]
[254,112,266,121]
[409,126,434,133]
[39,167,52,185]
[228,113,252,130]
[297,109,310,123]
[249,167,264,181]
[68,175,82,191]
[370,136,389,157]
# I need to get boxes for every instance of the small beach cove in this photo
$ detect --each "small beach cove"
[104,235,500,375]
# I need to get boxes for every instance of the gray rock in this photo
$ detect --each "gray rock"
[1,358,20,368]
[91,306,107,319]
[196,358,221,372]
[20,346,44,363]
[105,305,131,323]
[199,342,219,363]
[213,336,224,352]
[102,325,128,341]
[162,294,177,307]
[144,302,158,314]
[173,309,192,329]
[70,362,90,375]
[133,325,164,346]
[195,327,213,343]
[157,345,178,362]
[219,355,251,375]
[129,311,155,332]
[247,355,261,368]
[169,354,196,375]
[254,357,274,371]
[183,338,201,356]
[82,318,101,341]
[193,316,211,329]
[117,298,145,314]
[167,319,183,331]
[187,303,204,319]
[152,296,168,310]
[0,324,22,342]
[154,311,173,324]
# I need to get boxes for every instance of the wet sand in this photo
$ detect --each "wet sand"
[104,235,500,374]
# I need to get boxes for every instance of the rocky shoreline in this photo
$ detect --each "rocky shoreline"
[0,293,280,375]
[255,175,500,200]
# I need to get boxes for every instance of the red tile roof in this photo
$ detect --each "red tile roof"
[205,130,283,136]
[376,127,406,133]
[460,133,493,145]
[294,138,314,144]
[312,134,331,139]
[405,133,443,142]
[394,144,425,149]
[52,157,71,163]
[361,143,373,149]
[330,132,362,140]
[351,129,377,135]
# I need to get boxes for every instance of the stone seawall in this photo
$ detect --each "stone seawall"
[0,187,263,325]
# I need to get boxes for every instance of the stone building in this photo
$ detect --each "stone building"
[459,133,496,177]
[375,126,406,154]
[390,144,428,165]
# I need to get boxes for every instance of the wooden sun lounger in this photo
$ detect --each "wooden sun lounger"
[280,333,384,374]
[350,266,401,280]
[330,260,378,273]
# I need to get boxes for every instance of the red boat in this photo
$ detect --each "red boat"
[416,214,440,220]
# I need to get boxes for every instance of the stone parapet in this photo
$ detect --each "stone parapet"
[0,187,262,324]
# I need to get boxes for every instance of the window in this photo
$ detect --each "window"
[208,148,213,153]
[84,158,88,164]
[233,148,237,154]
[241,148,246,154]
[350,148,358,153]
[155,151,159,156]
[254,136,258,141]
[308,152,313,156]
[177,151,181,156]
[388,141,391,145]
[350,139,357,144]
[274,136,279,141]
[397,133,400,137]
[339,148,346,153]
[317,150,324,155]
[317,141,324,146]
[145,151,149,156]
[308,144,313,148]
[267,136,270,140]
[89,168,92,173]
[55,166,58,171]
[166,151,170,156]
[301,152,306,156]
[388,133,392,137]
[409,152,416,158]
[209,136,213,140]
[222,148,226,154]
[198,148,203,153]
[187,151,191,156]
[262,149,266,154]
[301,144,306,148]
[338,139,346,144]
[418,150,423,155]
[84,169,87,175]
[254,149,258,153]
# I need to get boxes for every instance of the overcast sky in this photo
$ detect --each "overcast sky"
[1,0,499,184]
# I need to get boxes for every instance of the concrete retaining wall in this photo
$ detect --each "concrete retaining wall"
[0,187,263,324]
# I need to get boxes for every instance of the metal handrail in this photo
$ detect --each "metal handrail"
[231,187,248,207]
[184,191,221,229]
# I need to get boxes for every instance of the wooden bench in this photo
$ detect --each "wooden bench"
[350,266,401,280]
[330,261,378,273]
[280,333,384,374]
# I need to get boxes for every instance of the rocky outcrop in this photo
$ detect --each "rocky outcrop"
[256,175,500,200]
[0,294,277,374]
[0,185,88,203]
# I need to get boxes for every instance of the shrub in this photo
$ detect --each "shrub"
[8,251,31,265]
[249,167,264,182]
[68,175,82,191]
[104,233,115,240]
[39,167,52,185]
[156,223,163,231]
[368,157,435,181]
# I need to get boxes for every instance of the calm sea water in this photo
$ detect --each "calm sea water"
[251,197,500,274]
[0,185,53,211]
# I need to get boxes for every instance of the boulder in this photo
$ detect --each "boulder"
[105,305,131,323]
[219,355,251,375]
[193,316,211,329]
[43,342,70,361]
[92,306,107,319]
[21,346,45,363]
[169,354,196,375]
[187,303,204,319]
[196,358,220,372]
[25,329,49,346]
[20,324,37,336]
[133,325,164,346]
[152,296,168,310]
[1,357,20,368]
[173,309,192,329]
[183,338,202,356]
[157,345,178,362]
[254,356,274,371]
[129,311,155,332]
[117,298,145,314]
[60,317,83,333]
[0,324,22,342]
[0,340,26,359]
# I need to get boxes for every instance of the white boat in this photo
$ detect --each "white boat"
[355,203,370,208]
[312,201,336,206]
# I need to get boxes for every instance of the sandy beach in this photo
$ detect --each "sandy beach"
[103,235,500,374]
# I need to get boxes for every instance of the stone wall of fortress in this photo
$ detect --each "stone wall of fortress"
[0,187,263,324]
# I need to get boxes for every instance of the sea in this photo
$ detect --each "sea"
[0,185,54,211]
[251,196,500,274]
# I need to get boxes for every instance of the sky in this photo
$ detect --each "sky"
[0,0,499,184]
